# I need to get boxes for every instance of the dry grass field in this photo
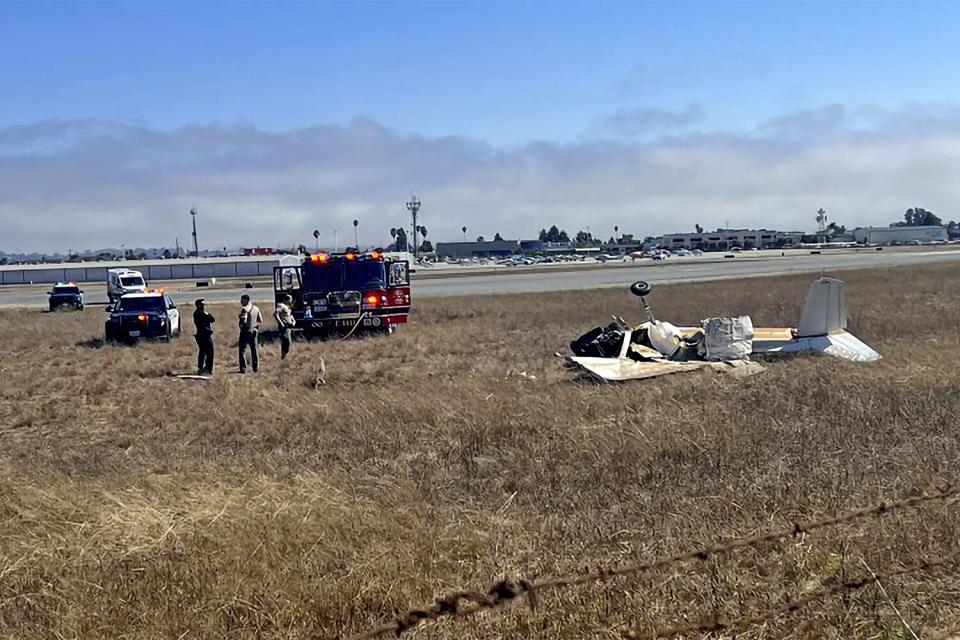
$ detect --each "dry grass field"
[2,264,960,639]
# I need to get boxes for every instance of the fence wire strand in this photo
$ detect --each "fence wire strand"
[329,486,957,640]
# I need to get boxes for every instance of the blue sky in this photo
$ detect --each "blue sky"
[4,0,959,143]
[3,0,960,251]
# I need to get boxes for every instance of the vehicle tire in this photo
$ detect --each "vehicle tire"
[164,324,173,341]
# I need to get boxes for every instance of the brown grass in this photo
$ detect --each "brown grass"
[1,264,959,639]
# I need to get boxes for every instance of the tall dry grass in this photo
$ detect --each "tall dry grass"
[1,264,959,639]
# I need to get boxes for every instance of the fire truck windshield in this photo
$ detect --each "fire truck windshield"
[303,261,386,292]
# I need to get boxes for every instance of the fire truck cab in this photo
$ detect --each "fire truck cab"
[273,250,411,337]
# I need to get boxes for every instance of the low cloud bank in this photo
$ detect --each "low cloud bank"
[2,105,959,251]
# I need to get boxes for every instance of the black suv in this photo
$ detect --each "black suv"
[105,292,182,343]
[48,283,84,311]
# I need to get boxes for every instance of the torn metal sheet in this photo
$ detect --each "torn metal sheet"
[568,355,765,382]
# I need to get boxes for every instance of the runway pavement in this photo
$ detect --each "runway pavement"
[2,248,960,308]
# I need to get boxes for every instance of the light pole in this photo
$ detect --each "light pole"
[334,229,339,253]
[353,219,359,249]
[816,208,828,244]
[406,195,421,261]
[462,225,467,242]
[190,207,199,257]
[313,229,320,252]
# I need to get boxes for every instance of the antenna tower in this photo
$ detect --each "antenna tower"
[406,195,421,261]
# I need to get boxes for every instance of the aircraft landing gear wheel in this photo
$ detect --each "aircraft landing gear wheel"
[630,281,652,297]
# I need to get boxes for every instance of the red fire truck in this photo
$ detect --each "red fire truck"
[273,249,411,336]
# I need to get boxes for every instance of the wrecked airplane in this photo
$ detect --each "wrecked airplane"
[567,276,880,382]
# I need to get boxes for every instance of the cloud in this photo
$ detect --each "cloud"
[2,107,960,252]
[758,103,960,142]
[601,104,704,137]
[758,103,848,140]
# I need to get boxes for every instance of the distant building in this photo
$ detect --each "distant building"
[436,240,519,258]
[243,247,278,256]
[658,229,787,250]
[519,240,573,254]
[852,226,947,245]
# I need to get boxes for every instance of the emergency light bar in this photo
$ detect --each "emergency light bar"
[307,250,389,265]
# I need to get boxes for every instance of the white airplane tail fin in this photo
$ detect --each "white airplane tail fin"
[797,276,847,337]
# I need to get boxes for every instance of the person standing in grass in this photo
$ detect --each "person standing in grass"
[237,294,262,373]
[274,294,296,360]
[193,298,215,375]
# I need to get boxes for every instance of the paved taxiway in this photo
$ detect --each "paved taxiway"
[2,248,959,308]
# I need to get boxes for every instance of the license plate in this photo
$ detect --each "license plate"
[129,331,140,337]
[332,318,381,327]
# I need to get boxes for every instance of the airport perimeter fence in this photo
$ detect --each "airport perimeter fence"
[0,258,286,285]
[329,486,960,640]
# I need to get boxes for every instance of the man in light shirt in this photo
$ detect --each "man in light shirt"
[274,294,296,360]
[237,294,262,373]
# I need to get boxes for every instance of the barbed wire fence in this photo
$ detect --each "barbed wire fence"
[626,551,960,639]
[327,486,959,640]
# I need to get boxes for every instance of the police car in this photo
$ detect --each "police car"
[105,290,182,342]
[47,282,84,311]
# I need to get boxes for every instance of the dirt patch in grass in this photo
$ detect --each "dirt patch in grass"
[1,265,958,639]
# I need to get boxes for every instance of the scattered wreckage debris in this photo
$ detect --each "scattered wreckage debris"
[567,276,880,382]
[166,372,212,381]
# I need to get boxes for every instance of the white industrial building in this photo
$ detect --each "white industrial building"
[852,226,947,245]
[657,229,801,250]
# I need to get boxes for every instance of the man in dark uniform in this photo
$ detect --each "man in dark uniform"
[193,298,215,375]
